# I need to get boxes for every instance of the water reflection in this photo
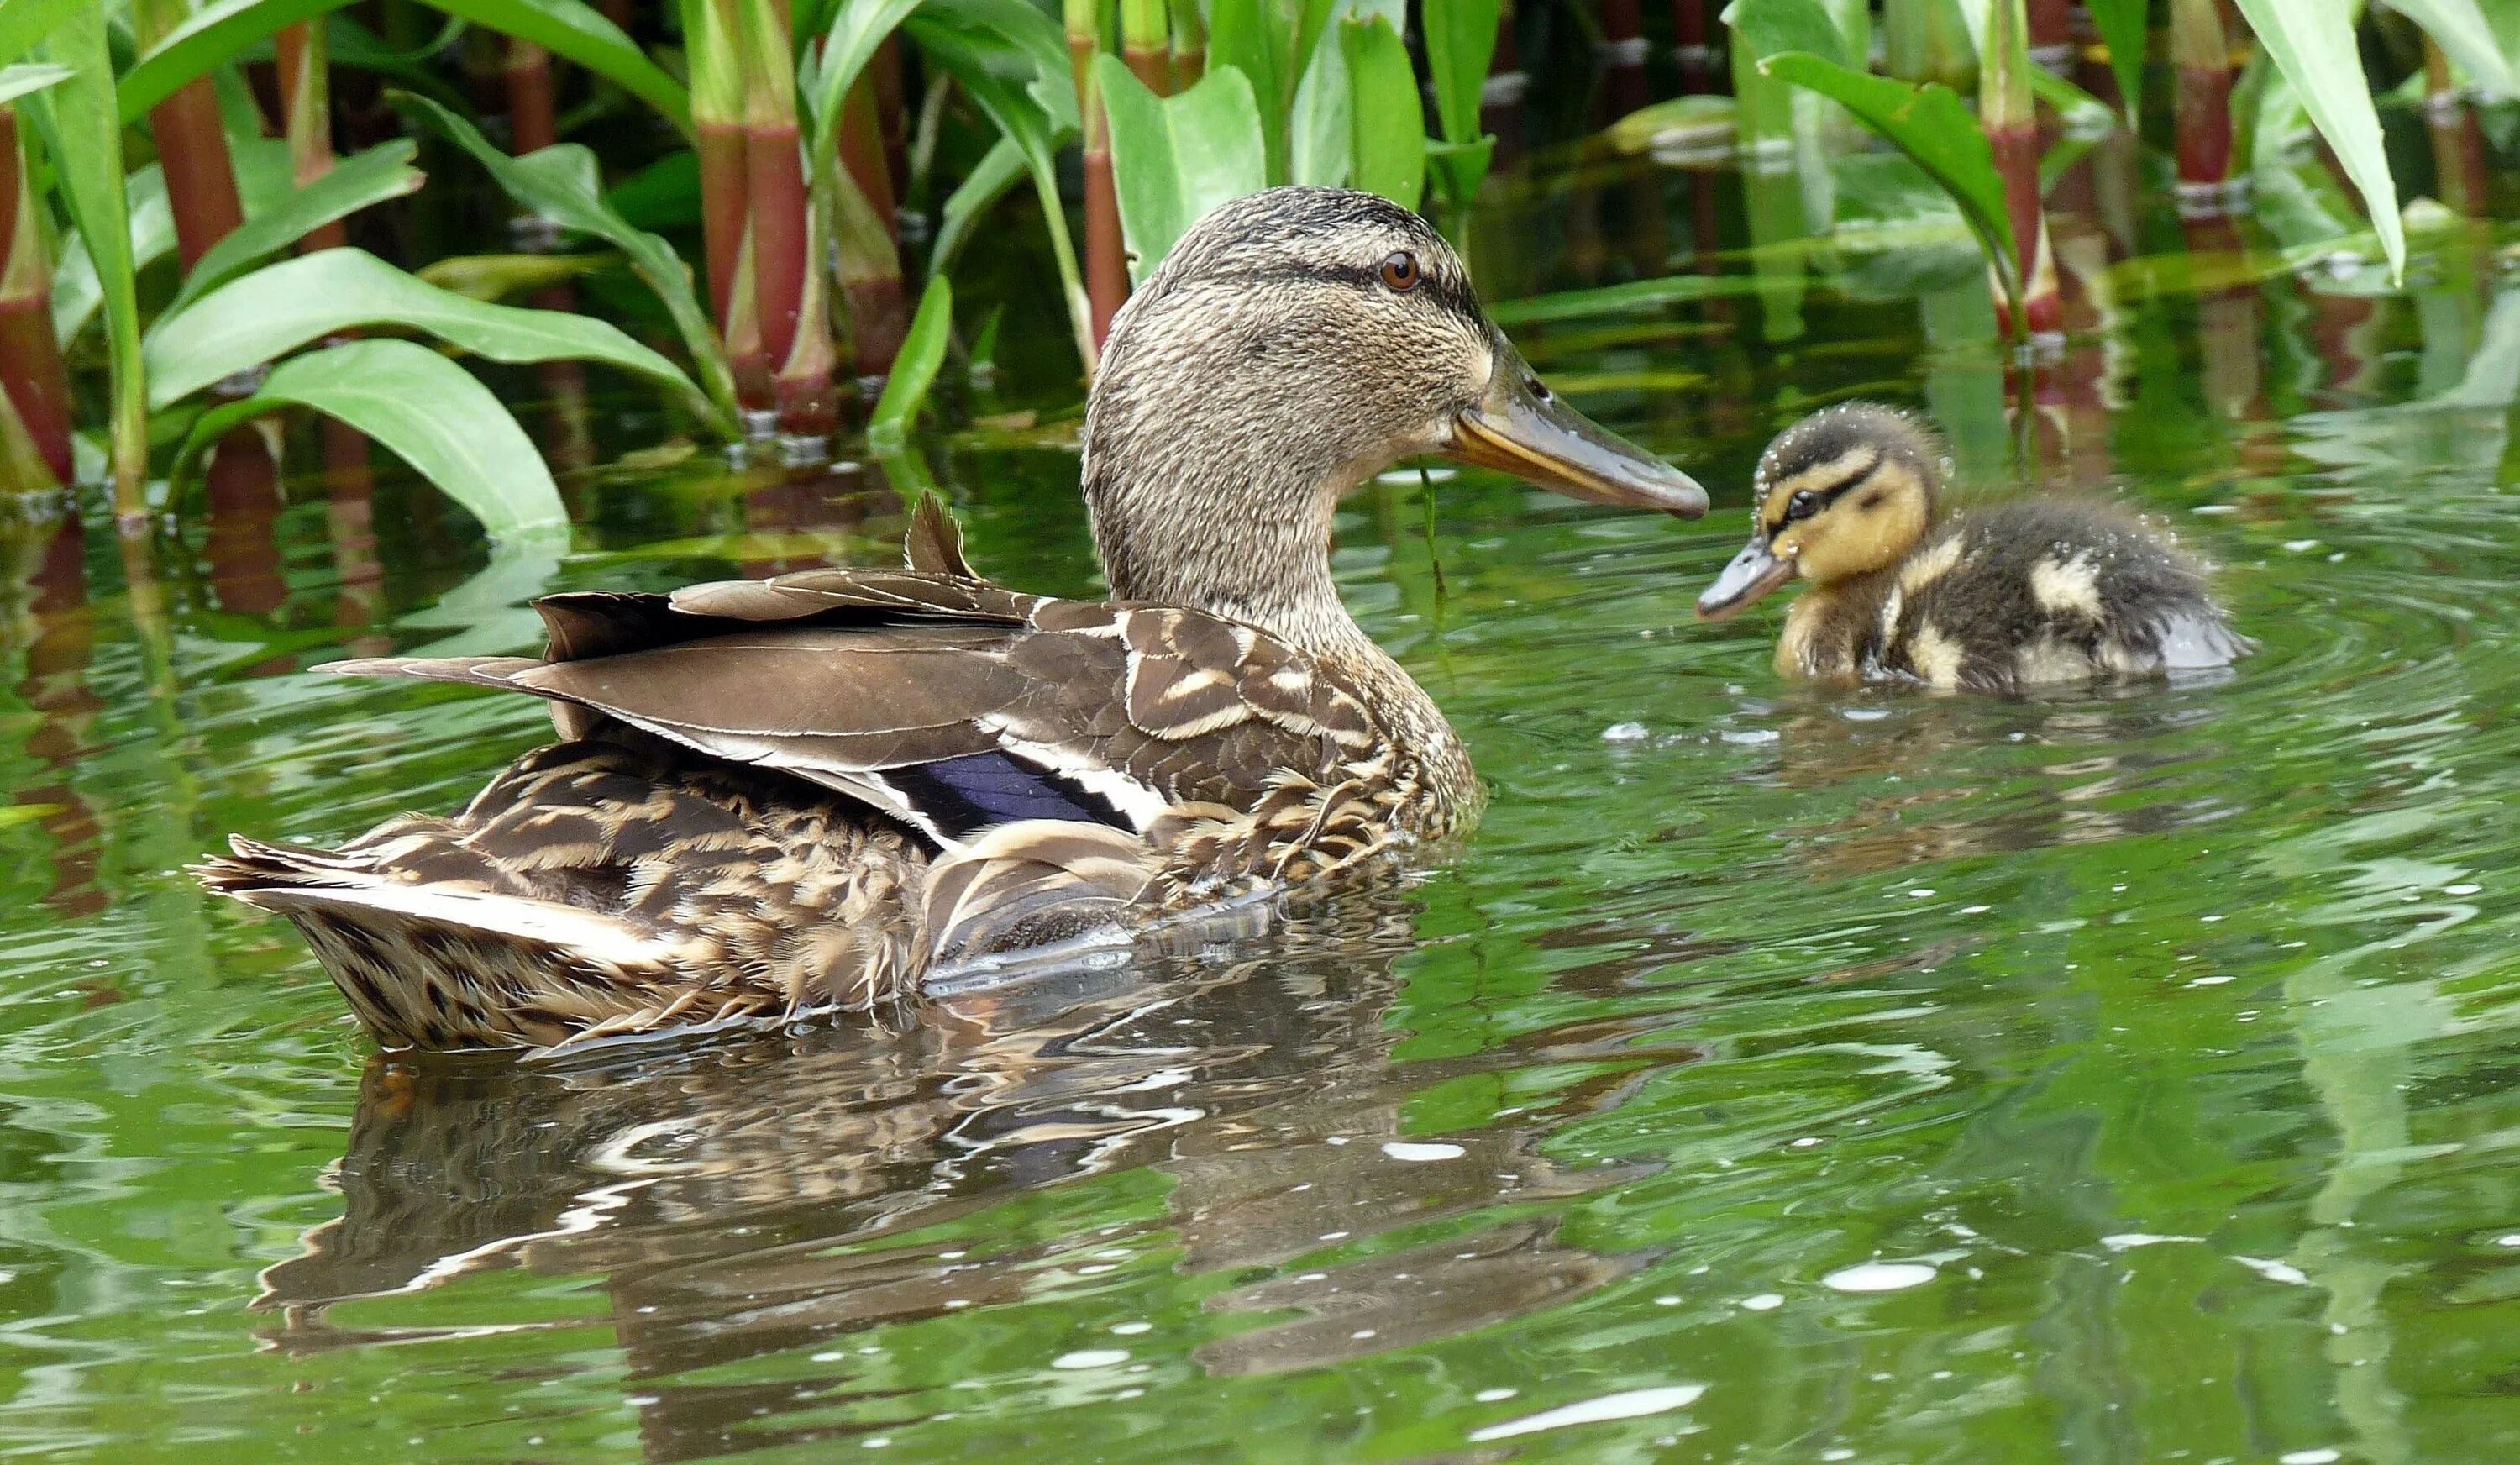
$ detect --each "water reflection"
[256,887,1669,1455]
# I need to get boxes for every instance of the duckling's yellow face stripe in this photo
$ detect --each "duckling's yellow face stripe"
[1756,447,1882,535]
[1768,458,1932,586]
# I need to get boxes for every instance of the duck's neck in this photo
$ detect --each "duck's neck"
[1082,391,1469,796]
[1083,379,1382,664]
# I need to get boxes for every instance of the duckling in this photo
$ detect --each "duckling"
[1693,403,2250,690]
[197,187,1707,1053]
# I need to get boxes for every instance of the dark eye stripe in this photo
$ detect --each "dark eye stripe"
[1767,454,1882,527]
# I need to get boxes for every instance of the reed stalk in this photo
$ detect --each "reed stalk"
[1982,0,2057,339]
[1599,0,1649,118]
[1121,0,1170,93]
[2420,37,2488,218]
[2026,0,2073,66]
[0,108,73,491]
[1882,0,1977,92]
[1068,0,1125,351]
[1168,0,1207,88]
[684,0,756,392]
[836,75,908,381]
[134,0,246,272]
[1670,0,1714,95]
[778,195,842,439]
[274,24,345,251]
[2170,0,2233,209]
[874,39,911,205]
[505,39,558,155]
[736,0,816,411]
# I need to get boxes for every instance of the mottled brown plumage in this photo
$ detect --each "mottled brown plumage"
[1695,402,2251,691]
[198,188,1706,1053]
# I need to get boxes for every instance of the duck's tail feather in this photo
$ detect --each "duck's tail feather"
[197,836,684,1051]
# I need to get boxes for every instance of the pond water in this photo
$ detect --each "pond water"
[5,147,2520,1462]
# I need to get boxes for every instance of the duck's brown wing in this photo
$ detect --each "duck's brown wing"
[328,569,1381,854]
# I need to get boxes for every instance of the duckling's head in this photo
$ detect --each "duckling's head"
[1084,187,1704,651]
[1694,402,1942,621]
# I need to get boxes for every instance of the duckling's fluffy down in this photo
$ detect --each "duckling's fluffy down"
[1858,499,2252,691]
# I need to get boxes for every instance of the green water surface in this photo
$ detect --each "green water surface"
[5,164,2520,1463]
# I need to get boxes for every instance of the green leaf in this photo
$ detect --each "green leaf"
[1722,0,1852,69]
[2387,0,2516,97]
[2083,0,2145,123]
[1289,0,1404,189]
[121,0,687,135]
[165,141,425,318]
[0,0,87,71]
[393,91,737,429]
[25,1,146,508]
[0,61,71,106]
[1421,0,1501,146]
[176,339,565,538]
[1208,0,1336,181]
[1488,271,1765,327]
[1755,51,2018,304]
[868,273,953,452]
[1339,17,1423,211]
[144,248,704,413]
[932,135,1026,277]
[807,0,925,176]
[1096,57,1268,286]
[1425,134,1494,212]
[50,167,171,347]
[908,1,1093,367]
[2229,0,2402,285]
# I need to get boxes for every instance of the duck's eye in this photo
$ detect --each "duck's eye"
[1378,251,1421,292]
[1785,490,1821,521]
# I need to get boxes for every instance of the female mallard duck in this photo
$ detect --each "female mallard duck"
[198,188,1706,1053]
[1693,402,2250,690]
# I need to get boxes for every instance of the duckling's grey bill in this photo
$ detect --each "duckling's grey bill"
[1695,537,1795,620]
[1447,353,1706,517]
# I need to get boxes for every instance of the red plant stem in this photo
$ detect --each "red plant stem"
[698,121,750,329]
[150,82,247,272]
[1598,0,1650,119]
[2027,0,2073,62]
[874,38,911,207]
[747,123,809,377]
[2422,39,2489,217]
[274,23,346,252]
[507,39,558,154]
[838,78,907,378]
[2171,0,2233,197]
[1075,24,1126,349]
[1084,150,1126,348]
[1670,0,1714,96]
[1,111,72,487]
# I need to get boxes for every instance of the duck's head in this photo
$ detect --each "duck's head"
[1695,402,1941,621]
[1083,187,1704,653]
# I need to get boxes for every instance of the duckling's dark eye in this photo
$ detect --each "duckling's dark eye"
[1378,251,1420,292]
[1785,490,1820,521]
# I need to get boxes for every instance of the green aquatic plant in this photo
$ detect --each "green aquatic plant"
[1725,0,2520,304]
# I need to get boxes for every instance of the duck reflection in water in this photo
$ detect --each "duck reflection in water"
[255,885,1672,1455]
